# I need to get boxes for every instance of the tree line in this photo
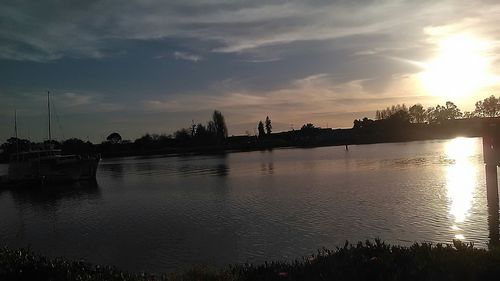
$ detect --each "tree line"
[373,95,500,124]
[2,95,500,161]
[171,110,228,146]
[0,110,230,161]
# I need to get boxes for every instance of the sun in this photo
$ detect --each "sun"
[419,33,491,100]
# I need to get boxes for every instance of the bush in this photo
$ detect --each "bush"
[3,240,500,281]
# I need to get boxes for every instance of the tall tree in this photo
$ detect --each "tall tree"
[207,121,216,136]
[190,121,196,136]
[257,121,265,137]
[425,107,436,123]
[174,128,191,143]
[387,109,410,124]
[409,104,425,123]
[194,123,212,143]
[265,116,272,135]
[212,110,228,143]
[195,123,206,137]
[474,100,485,117]
[426,102,462,123]
[463,111,475,119]
[475,95,499,117]
[444,101,462,119]
[375,104,408,120]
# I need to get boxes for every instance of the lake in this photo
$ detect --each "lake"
[0,137,496,272]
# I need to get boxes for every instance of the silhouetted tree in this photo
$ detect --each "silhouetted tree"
[474,95,499,117]
[409,104,425,123]
[195,123,207,137]
[207,121,216,136]
[134,134,153,147]
[463,111,475,119]
[212,110,228,143]
[301,123,315,130]
[191,121,196,137]
[174,128,192,144]
[193,123,215,144]
[353,118,375,129]
[258,121,265,137]
[62,138,94,155]
[265,116,272,135]
[444,101,462,119]
[0,137,32,161]
[386,110,410,124]
[425,107,435,123]
[43,139,61,149]
[106,132,122,144]
[426,102,462,123]
[376,104,408,120]
[474,101,485,117]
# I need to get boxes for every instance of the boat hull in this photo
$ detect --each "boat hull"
[7,157,100,184]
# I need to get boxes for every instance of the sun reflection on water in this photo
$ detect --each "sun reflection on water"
[445,137,478,240]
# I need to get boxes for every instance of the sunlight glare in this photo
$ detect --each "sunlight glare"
[445,137,476,159]
[420,34,492,99]
[445,138,477,225]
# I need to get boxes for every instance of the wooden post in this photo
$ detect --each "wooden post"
[486,164,499,206]
[483,122,500,247]
[488,200,499,248]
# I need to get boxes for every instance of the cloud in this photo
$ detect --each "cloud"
[2,1,500,61]
[3,0,500,139]
[0,90,125,117]
[141,71,443,133]
[241,57,281,63]
[173,51,202,62]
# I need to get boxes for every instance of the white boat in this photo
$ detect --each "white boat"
[4,92,100,185]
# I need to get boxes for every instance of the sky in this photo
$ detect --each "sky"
[1,0,500,142]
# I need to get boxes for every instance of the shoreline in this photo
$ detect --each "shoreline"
[99,134,481,160]
[0,134,482,165]
[2,116,493,163]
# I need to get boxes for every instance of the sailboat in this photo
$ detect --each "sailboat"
[5,91,100,184]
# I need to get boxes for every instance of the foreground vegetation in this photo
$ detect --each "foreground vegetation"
[3,240,500,281]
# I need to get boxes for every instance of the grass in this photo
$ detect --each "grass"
[3,240,500,281]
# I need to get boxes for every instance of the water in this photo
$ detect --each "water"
[0,137,495,272]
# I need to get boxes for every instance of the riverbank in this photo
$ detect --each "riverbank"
[2,116,494,163]
[2,240,500,281]
[96,117,487,159]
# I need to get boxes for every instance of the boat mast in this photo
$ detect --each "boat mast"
[14,109,19,160]
[14,109,18,140]
[47,91,51,143]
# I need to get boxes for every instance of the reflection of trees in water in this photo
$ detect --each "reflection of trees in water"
[175,154,230,177]
[260,163,274,175]
[258,149,274,175]
[3,181,101,241]
[105,163,125,179]
[134,161,159,175]
[215,163,229,177]
[214,153,229,177]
